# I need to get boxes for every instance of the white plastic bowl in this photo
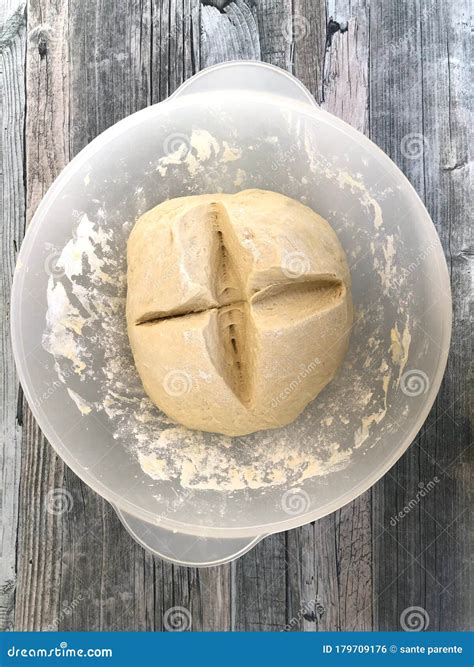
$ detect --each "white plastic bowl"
[11,62,451,566]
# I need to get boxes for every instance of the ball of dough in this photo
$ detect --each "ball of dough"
[127,189,353,436]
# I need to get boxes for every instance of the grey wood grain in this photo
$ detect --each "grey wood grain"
[253,0,291,70]
[13,0,71,631]
[293,0,326,101]
[369,0,472,631]
[151,0,200,103]
[301,0,373,632]
[0,0,26,632]
[233,533,287,631]
[201,0,260,66]
[2,0,471,633]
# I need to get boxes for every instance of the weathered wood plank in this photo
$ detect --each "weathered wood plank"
[285,524,318,631]
[292,0,326,101]
[10,0,67,629]
[253,0,291,70]
[335,495,373,630]
[418,0,472,631]
[232,533,287,631]
[152,0,200,103]
[285,0,373,633]
[201,0,260,67]
[0,0,26,632]
[370,0,472,631]
[25,0,70,221]
[320,0,372,632]
[68,0,152,154]
[369,0,429,631]
[13,0,70,630]
[322,0,369,133]
[152,563,231,631]
[15,419,65,629]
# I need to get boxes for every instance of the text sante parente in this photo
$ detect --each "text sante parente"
[399,646,463,655]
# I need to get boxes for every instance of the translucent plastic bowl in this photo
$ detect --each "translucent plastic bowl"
[11,62,451,566]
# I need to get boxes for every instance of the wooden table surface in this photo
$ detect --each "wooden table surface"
[1,0,471,632]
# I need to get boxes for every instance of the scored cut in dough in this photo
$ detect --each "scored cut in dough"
[127,189,353,436]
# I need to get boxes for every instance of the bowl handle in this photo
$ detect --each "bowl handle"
[169,60,318,108]
[114,505,265,567]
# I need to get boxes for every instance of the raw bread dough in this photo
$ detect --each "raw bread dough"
[127,189,353,436]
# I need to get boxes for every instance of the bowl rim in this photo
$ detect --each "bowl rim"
[11,61,452,538]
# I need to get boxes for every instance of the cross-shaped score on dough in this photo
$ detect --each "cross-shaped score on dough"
[127,190,352,436]
[132,201,346,408]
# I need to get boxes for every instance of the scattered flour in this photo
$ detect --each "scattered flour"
[41,130,412,492]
